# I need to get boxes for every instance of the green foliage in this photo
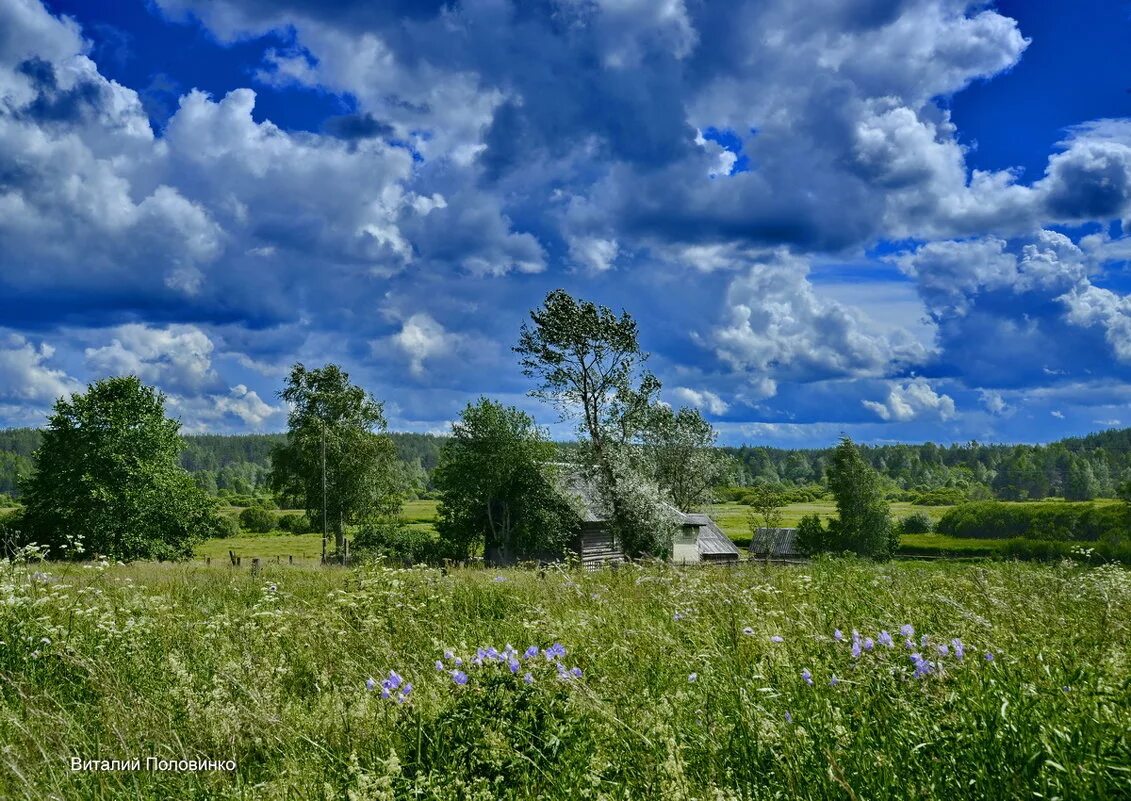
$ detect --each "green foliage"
[352,522,449,565]
[276,512,312,534]
[269,363,404,555]
[908,486,969,505]
[898,511,933,535]
[826,437,896,559]
[795,513,829,556]
[212,514,240,539]
[746,483,789,532]
[434,398,577,563]
[238,506,275,534]
[14,377,219,561]
[936,501,1128,543]
[643,405,734,511]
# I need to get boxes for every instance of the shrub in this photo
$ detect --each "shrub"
[936,501,1127,542]
[898,512,933,535]
[277,513,312,534]
[238,506,275,534]
[795,513,828,556]
[353,523,449,564]
[210,515,240,539]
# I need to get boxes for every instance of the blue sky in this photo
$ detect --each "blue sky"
[1,0,1130,446]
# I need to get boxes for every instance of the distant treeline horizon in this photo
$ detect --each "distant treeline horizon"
[3,424,1130,503]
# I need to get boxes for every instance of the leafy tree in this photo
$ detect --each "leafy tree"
[746,482,789,531]
[897,511,933,535]
[826,437,897,559]
[515,289,660,454]
[269,363,403,556]
[15,376,220,561]
[1064,457,1097,501]
[514,290,671,557]
[642,405,733,511]
[433,398,578,564]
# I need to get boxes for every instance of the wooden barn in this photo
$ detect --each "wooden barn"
[561,471,739,567]
[749,527,802,561]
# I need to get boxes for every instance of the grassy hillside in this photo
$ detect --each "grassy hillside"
[1,558,1126,799]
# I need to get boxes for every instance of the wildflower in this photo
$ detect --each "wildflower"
[451,670,469,686]
[380,687,391,699]
[493,576,507,582]
[951,639,965,660]
[401,682,413,696]
[920,634,929,647]
[784,712,793,723]
[444,649,454,660]
[829,675,840,687]
[904,639,915,650]
[268,584,277,593]
[910,653,933,679]
[454,657,463,667]
[743,627,754,636]
[900,624,914,638]
[544,643,567,660]
[878,630,894,648]
[1062,686,1071,693]
[673,611,684,621]
[435,660,444,671]
[833,629,844,642]
[385,671,403,689]
[365,677,377,692]
[770,635,783,643]
[851,640,862,659]
[508,659,520,674]
[688,673,698,683]
[984,652,994,662]
[801,669,813,686]
[523,672,534,685]
[570,667,583,679]
[524,645,539,659]
[863,637,875,652]
[937,644,949,657]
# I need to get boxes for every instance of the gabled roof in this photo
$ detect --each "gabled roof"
[750,527,800,557]
[694,517,740,557]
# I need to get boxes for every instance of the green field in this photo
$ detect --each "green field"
[2,557,1127,799]
[198,499,993,563]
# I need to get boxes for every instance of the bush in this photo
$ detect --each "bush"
[898,512,933,535]
[210,515,240,539]
[277,513,312,534]
[238,506,275,534]
[936,501,1127,542]
[1002,537,1131,565]
[795,513,828,556]
[353,523,449,564]
[909,487,969,506]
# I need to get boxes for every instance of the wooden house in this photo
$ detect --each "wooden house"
[561,470,738,567]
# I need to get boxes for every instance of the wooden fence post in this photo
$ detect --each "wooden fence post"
[229,550,237,566]
[251,557,260,575]
[206,557,211,567]
[288,555,293,565]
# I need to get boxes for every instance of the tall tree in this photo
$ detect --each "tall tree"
[514,290,674,556]
[433,398,577,563]
[826,436,896,559]
[14,376,220,561]
[269,363,402,556]
[644,405,733,511]
[515,289,659,454]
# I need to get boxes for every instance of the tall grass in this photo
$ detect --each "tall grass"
[1,556,1127,799]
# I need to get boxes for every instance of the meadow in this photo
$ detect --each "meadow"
[1,555,1127,800]
[198,499,1006,564]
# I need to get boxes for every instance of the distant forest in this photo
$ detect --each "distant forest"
[2,427,1129,502]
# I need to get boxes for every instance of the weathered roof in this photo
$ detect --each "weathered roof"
[749,527,800,558]
[695,517,740,557]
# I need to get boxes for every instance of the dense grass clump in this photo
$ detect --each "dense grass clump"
[1,557,1128,800]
